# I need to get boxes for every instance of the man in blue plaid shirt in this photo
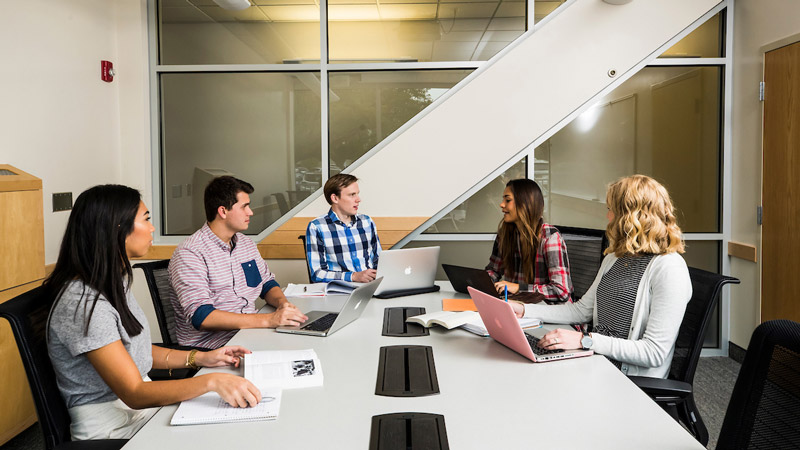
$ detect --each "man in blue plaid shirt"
[305,174,381,283]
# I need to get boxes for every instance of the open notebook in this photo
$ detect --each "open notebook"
[171,389,282,425]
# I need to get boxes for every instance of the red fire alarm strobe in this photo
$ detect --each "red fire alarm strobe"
[101,60,114,82]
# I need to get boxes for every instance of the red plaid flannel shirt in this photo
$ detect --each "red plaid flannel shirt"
[485,223,573,303]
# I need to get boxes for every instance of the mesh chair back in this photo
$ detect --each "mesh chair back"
[0,286,73,450]
[299,234,312,282]
[717,320,800,449]
[668,267,739,384]
[555,226,608,300]
[133,260,178,345]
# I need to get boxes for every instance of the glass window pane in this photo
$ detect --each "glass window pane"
[158,0,320,65]
[424,159,527,233]
[160,72,322,235]
[328,70,472,172]
[660,12,723,58]
[405,240,495,280]
[682,240,721,348]
[533,1,567,23]
[535,66,722,233]
[327,1,525,63]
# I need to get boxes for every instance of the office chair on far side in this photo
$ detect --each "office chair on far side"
[629,267,739,446]
[298,234,313,282]
[133,260,204,379]
[0,286,126,450]
[554,225,608,300]
[716,319,800,449]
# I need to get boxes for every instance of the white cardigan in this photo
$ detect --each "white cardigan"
[523,252,692,378]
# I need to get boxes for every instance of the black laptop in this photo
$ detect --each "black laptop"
[442,264,500,298]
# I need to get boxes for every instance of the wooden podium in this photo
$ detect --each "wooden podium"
[0,165,44,445]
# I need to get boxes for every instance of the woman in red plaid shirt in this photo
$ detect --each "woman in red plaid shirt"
[485,179,573,303]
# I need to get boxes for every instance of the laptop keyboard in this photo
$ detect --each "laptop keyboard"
[525,333,565,356]
[303,313,339,332]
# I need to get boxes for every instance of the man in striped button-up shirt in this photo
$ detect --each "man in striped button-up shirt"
[169,176,307,349]
[305,174,381,283]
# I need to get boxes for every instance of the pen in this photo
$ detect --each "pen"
[262,396,276,402]
[504,286,508,302]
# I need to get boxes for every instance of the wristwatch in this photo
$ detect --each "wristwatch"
[580,329,594,350]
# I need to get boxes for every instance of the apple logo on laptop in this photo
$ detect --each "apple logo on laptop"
[404,266,412,275]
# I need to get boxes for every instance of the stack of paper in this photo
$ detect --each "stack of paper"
[283,281,363,297]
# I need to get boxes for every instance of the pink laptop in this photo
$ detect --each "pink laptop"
[468,287,593,362]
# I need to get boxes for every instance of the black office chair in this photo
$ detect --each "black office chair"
[133,260,202,378]
[272,192,290,216]
[0,286,127,450]
[629,267,739,446]
[554,225,608,300]
[298,234,313,282]
[716,319,800,449]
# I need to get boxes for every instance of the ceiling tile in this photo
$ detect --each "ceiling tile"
[487,16,524,30]
[379,4,437,20]
[160,6,215,22]
[438,3,497,19]
[260,4,320,20]
[328,4,381,20]
[198,5,270,21]
[495,1,524,18]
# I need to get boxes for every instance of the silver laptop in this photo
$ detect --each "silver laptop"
[373,247,440,296]
[276,278,382,337]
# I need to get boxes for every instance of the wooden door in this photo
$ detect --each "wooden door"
[761,41,800,323]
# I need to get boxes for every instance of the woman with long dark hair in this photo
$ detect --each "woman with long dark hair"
[509,175,692,378]
[485,179,572,302]
[46,185,261,440]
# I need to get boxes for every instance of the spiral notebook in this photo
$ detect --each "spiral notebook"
[170,389,282,425]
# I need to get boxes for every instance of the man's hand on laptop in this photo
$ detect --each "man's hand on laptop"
[352,269,377,283]
[266,303,308,328]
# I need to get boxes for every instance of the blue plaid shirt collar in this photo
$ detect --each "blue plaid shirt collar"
[326,208,361,227]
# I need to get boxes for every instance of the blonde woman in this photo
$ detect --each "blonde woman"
[486,179,573,303]
[509,175,691,378]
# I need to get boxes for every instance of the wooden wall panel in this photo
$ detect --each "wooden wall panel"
[0,190,45,291]
[135,216,430,261]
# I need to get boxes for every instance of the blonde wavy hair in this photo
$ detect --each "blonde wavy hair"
[605,175,684,257]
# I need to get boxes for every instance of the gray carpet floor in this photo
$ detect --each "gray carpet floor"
[1,357,742,449]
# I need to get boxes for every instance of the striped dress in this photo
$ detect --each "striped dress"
[593,254,655,368]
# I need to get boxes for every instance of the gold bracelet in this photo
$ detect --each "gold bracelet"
[165,349,173,377]
[185,349,199,370]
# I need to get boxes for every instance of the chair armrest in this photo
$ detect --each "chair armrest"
[628,376,692,399]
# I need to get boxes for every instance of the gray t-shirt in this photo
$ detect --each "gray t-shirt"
[48,281,153,409]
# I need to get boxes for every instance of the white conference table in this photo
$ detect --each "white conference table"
[124,283,704,449]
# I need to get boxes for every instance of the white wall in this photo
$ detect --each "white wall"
[0,0,150,264]
[729,0,800,348]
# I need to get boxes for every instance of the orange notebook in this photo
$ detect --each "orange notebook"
[442,298,478,312]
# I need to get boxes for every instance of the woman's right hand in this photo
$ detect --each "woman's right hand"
[206,373,261,408]
[509,301,524,318]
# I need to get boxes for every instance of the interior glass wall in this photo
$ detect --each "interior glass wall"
[160,72,321,234]
[328,0,526,63]
[534,66,722,233]
[158,0,321,65]
[328,70,473,172]
[424,159,527,233]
